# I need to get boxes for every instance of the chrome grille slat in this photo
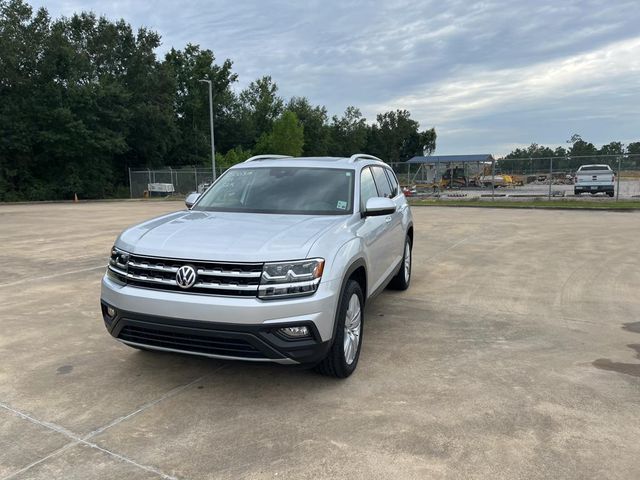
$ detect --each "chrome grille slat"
[126,272,177,286]
[128,261,178,273]
[108,249,262,297]
[108,265,127,276]
[197,268,261,278]
[196,281,258,291]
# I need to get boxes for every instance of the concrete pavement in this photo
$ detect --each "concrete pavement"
[1,201,639,479]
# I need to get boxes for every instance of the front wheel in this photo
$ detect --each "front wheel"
[315,280,364,378]
[388,236,412,290]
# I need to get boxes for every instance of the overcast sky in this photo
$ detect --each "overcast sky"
[32,0,640,155]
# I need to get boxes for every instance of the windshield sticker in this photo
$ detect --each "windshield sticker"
[345,172,351,177]
[336,200,347,210]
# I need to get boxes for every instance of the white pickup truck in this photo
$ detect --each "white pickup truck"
[574,164,615,197]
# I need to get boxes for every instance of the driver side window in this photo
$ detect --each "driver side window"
[360,167,378,211]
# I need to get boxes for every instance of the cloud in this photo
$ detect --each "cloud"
[28,0,640,154]
[368,35,640,154]
[369,35,640,121]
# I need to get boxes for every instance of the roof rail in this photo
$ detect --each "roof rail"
[244,154,292,163]
[348,153,384,163]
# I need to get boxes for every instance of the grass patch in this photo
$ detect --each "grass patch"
[408,198,640,210]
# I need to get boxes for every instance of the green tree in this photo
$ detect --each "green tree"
[286,96,329,156]
[163,44,237,166]
[328,106,369,156]
[238,76,283,146]
[0,0,50,199]
[599,141,624,156]
[626,142,640,170]
[367,109,436,162]
[553,146,567,157]
[502,143,567,173]
[0,0,185,199]
[0,0,445,201]
[254,111,304,156]
[567,134,597,157]
[418,128,437,157]
[218,146,252,170]
[627,142,640,155]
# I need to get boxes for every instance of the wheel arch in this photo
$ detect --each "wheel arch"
[342,258,367,303]
[327,258,367,346]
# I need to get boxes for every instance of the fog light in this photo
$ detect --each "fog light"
[278,326,310,339]
[101,303,117,327]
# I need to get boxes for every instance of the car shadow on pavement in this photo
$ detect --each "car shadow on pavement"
[593,322,640,378]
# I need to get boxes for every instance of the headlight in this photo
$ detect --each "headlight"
[107,246,129,284]
[258,258,324,299]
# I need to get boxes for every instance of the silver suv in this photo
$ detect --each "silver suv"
[101,154,414,377]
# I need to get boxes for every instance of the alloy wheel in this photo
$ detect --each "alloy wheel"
[404,242,411,283]
[343,293,362,365]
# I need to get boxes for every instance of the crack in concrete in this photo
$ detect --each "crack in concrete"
[0,265,106,288]
[0,368,223,480]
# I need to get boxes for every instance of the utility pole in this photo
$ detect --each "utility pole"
[548,157,553,200]
[199,79,216,180]
[616,155,621,201]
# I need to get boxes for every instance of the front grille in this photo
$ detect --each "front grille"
[108,249,262,296]
[118,324,265,358]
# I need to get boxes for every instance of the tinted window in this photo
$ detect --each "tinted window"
[194,167,354,215]
[360,167,378,209]
[384,169,399,197]
[371,166,393,198]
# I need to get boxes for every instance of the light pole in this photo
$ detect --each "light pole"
[199,79,216,180]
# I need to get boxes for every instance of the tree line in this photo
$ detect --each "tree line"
[0,0,436,201]
[500,135,640,173]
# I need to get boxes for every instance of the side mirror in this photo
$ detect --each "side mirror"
[364,197,396,217]
[185,192,200,209]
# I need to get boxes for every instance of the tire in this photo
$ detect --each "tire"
[607,192,614,198]
[315,280,364,378]
[388,236,412,291]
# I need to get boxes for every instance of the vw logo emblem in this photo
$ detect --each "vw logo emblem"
[176,265,197,289]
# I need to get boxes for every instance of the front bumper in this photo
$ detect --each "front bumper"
[100,275,340,365]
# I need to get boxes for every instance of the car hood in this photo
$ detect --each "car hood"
[116,210,345,262]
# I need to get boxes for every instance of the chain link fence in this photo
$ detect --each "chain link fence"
[129,155,640,202]
[129,166,229,198]
[389,154,640,201]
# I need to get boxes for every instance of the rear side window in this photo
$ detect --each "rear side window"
[384,169,399,197]
[360,167,379,209]
[371,166,393,198]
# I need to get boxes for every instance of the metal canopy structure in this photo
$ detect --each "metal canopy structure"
[405,154,495,186]
[407,154,494,164]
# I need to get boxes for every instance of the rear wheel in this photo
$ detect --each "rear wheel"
[315,280,363,378]
[388,236,412,290]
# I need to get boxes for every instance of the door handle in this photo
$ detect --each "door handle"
[385,216,392,223]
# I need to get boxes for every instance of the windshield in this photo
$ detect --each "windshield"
[193,167,355,215]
